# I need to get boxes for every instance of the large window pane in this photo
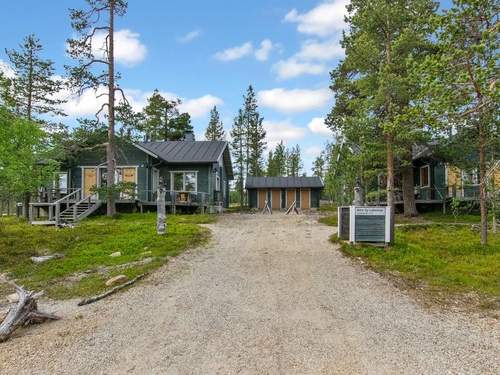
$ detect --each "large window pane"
[184,172,196,192]
[173,173,184,191]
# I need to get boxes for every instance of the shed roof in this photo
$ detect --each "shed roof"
[245,176,324,189]
[135,140,233,179]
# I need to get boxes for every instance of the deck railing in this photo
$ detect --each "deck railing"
[137,190,210,205]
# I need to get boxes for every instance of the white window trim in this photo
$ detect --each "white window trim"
[420,165,431,188]
[170,171,198,192]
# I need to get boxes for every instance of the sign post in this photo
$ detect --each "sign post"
[338,206,393,245]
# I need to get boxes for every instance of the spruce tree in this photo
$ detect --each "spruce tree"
[6,34,65,122]
[205,105,225,141]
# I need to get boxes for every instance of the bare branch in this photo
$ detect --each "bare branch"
[114,87,130,106]
[95,102,109,121]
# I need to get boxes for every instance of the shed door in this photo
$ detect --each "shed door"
[258,189,267,209]
[271,189,281,210]
[286,189,295,209]
[83,168,97,197]
[301,189,311,209]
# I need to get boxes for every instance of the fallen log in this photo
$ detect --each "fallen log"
[77,274,146,306]
[0,284,60,343]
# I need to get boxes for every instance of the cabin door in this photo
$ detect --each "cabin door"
[83,168,97,198]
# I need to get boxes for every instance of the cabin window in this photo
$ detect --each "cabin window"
[53,172,68,194]
[171,171,197,192]
[420,165,430,187]
[463,169,479,185]
[215,171,221,192]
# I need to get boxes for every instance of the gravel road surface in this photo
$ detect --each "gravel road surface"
[1,213,498,374]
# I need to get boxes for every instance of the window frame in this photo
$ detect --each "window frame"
[420,165,430,188]
[170,171,198,192]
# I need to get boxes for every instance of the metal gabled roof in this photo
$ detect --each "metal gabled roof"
[245,176,324,189]
[135,140,233,179]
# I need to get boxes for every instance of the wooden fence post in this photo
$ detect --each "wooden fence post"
[157,182,166,235]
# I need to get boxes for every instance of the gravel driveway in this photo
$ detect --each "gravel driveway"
[1,213,499,374]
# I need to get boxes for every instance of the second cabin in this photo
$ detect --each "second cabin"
[245,176,324,211]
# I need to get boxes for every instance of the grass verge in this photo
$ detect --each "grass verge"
[320,214,500,310]
[0,213,215,300]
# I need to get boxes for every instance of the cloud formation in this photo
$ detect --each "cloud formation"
[273,58,326,80]
[214,42,254,61]
[258,88,332,113]
[307,117,332,137]
[263,120,307,149]
[214,39,276,62]
[91,29,147,66]
[177,30,202,43]
[284,0,349,37]
[255,39,274,62]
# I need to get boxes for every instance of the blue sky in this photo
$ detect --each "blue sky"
[0,0,452,173]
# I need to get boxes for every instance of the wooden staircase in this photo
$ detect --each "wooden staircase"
[29,189,101,226]
[58,198,101,225]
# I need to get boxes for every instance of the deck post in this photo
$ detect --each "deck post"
[55,203,60,226]
[73,204,77,221]
[28,204,34,223]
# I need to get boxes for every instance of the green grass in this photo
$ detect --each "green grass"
[0,213,215,299]
[319,203,338,212]
[318,215,338,226]
[334,225,499,305]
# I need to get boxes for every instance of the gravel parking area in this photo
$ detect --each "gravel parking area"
[1,213,499,374]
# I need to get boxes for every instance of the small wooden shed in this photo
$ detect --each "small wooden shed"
[245,176,324,210]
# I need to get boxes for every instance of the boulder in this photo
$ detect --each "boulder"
[105,275,128,287]
[109,252,121,258]
[31,254,62,263]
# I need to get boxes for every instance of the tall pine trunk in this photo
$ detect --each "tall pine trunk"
[106,0,116,217]
[386,134,395,243]
[478,120,487,245]
[402,150,418,217]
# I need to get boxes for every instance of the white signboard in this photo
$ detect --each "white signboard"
[355,207,386,216]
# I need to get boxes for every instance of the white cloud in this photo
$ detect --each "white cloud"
[258,88,332,113]
[273,58,326,80]
[92,29,147,66]
[0,59,15,78]
[263,120,307,149]
[214,42,253,61]
[304,145,324,157]
[179,95,223,119]
[60,87,221,120]
[178,30,202,43]
[295,38,344,61]
[307,117,332,137]
[214,39,277,62]
[284,0,349,37]
[255,39,274,61]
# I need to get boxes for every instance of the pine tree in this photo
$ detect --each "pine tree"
[312,152,325,177]
[66,0,128,216]
[230,109,246,208]
[273,141,287,176]
[242,85,266,176]
[415,0,499,245]
[6,34,65,122]
[287,145,303,176]
[266,150,278,176]
[205,105,225,141]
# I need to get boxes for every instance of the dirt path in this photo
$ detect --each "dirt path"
[1,213,499,374]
